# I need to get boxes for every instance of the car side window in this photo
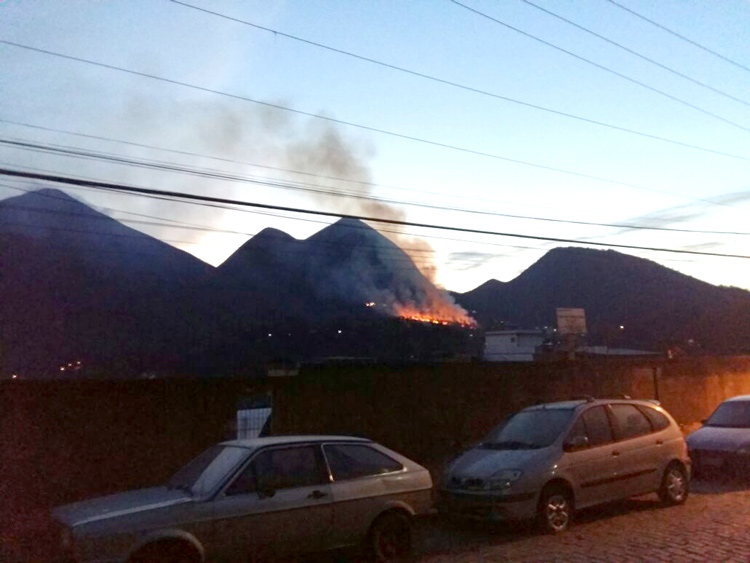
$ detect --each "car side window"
[231,446,328,494]
[637,406,670,431]
[324,444,403,481]
[610,404,652,440]
[581,406,613,446]
[225,462,257,496]
[566,416,588,444]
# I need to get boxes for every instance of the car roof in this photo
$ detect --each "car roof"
[220,435,372,449]
[524,398,663,411]
[524,400,589,410]
[723,394,750,403]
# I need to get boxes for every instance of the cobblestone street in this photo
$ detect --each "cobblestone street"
[413,479,750,562]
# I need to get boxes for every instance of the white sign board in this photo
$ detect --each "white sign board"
[556,308,587,335]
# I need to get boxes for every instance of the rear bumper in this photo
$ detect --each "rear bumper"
[437,490,537,522]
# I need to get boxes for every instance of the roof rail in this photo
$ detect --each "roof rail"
[572,395,596,403]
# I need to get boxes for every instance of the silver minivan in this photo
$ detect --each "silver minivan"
[439,397,690,532]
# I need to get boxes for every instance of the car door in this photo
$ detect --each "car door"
[210,444,333,561]
[322,443,406,549]
[561,405,621,509]
[607,403,661,497]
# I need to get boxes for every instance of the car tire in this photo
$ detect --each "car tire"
[368,511,412,562]
[537,485,573,534]
[129,540,201,563]
[658,463,688,505]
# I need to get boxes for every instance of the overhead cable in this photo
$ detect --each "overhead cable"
[604,0,750,74]
[3,137,748,236]
[449,1,750,133]
[519,0,749,107]
[2,168,749,260]
[167,0,749,161]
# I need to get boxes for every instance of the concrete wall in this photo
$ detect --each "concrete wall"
[3,356,750,523]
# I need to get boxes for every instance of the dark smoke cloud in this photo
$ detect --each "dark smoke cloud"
[113,98,472,320]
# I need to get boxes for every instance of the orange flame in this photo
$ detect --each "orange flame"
[393,303,477,328]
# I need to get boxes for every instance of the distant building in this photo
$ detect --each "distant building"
[484,329,546,362]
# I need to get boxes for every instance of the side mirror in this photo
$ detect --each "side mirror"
[564,435,589,452]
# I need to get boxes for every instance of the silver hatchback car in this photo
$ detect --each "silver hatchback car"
[51,436,433,562]
[440,397,690,532]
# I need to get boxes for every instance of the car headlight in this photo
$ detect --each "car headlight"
[487,469,522,490]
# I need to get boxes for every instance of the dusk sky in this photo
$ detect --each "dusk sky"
[2,0,749,292]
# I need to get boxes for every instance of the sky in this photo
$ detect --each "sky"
[1,0,749,292]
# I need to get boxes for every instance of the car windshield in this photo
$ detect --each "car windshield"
[481,408,576,449]
[705,401,750,428]
[168,445,250,496]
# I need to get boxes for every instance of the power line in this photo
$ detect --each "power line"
[604,0,750,74]
[167,0,749,162]
[0,39,746,208]
[4,181,747,270]
[519,0,750,107]
[3,167,749,260]
[449,0,750,133]
[4,137,749,236]
[2,181,551,259]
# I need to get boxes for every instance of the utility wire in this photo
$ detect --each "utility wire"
[604,0,750,74]
[519,0,749,107]
[2,182,550,259]
[10,39,742,199]
[449,0,750,134]
[3,168,749,260]
[4,137,749,236]
[3,182,745,269]
[168,0,749,161]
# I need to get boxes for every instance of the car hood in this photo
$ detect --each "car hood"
[445,446,553,481]
[52,486,193,528]
[686,426,750,452]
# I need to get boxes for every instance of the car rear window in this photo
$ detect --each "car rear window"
[324,444,403,480]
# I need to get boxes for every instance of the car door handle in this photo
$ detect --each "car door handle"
[308,490,327,500]
[656,440,664,445]
[612,451,621,457]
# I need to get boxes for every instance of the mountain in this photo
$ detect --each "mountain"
[3,188,748,376]
[0,188,212,374]
[455,247,750,353]
[211,217,468,322]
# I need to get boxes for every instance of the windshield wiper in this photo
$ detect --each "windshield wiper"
[481,440,539,450]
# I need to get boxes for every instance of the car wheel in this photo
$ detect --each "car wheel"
[659,463,688,505]
[368,511,412,562]
[129,540,201,563]
[537,485,573,534]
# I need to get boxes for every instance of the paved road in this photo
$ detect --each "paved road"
[413,478,750,562]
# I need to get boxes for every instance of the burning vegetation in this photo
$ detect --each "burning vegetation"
[393,303,477,327]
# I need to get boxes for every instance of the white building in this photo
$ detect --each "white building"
[484,329,546,362]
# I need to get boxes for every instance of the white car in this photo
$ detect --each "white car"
[686,394,750,478]
[439,397,690,532]
[51,436,433,562]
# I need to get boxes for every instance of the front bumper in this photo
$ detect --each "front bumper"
[690,449,750,478]
[437,489,537,522]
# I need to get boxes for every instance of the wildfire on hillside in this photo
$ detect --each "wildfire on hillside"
[392,304,477,328]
